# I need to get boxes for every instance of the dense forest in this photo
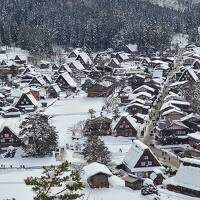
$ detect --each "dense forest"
[0,0,200,53]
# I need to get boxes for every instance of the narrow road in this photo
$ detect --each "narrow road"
[142,55,183,169]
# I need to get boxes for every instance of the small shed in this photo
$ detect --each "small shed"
[150,169,166,185]
[83,162,112,188]
[123,174,143,190]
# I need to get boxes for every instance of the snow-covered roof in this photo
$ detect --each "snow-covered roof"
[26,93,38,106]
[129,98,146,105]
[123,140,162,172]
[112,114,139,131]
[83,162,112,179]
[126,44,138,52]
[49,83,61,93]
[152,70,163,78]
[126,103,150,110]
[1,106,19,112]
[133,91,153,99]
[165,158,200,191]
[133,85,155,93]
[188,132,200,141]
[109,58,120,65]
[161,100,190,111]
[117,52,130,60]
[169,81,188,87]
[184,67,199,82]
[59,64,72,73]
[180,113,200,122]
[58,72,77,88]
[30,76,46,86]
[161,108,185,116]
[77,52,93,65]
[70,60,85,70]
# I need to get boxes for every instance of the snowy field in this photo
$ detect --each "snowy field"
[45,92,105,146]
[0,168,199,200]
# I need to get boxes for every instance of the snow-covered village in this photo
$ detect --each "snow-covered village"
[1,1,200,200]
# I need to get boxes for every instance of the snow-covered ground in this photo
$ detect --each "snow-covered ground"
[45,92,105,146]
[0,168,199,200]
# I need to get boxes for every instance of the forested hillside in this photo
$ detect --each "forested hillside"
[0,0,200,53]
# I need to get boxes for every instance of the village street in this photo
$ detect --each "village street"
[142,57,182,169]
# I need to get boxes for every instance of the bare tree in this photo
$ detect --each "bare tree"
[68,120,86,139]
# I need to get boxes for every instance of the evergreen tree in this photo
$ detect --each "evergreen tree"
[82,135,111,165]
[25,161,84,200]
[141,179,158,196]
[19,113,58,157]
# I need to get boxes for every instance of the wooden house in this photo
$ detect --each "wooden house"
[0,126,21,147]
[161,109,186,121]
[115,52,131,63]
[124,44,138,55]
[55,72,77,91]
[87,81,113,97]
[107,58,120,69]
[40,61,50,69]
[126,103,149,115]
[83,162,112,188]
[123,140,163,178]
[68,48,82,58]
[14,55,26,64]
[42,75,52,85]
[52,71,60,80]
[156,120,190,145]
[52,63,59,71]
[1,106,20,118]
[84,116,112,136]
[178,67,199,82]
[165,158,200,198]
[150,169,166,185]
[58,64,72,74]
[123,174,143,190]
[133,85,155,95]
[15,93,38,111]
[69,61,85,78]
[128,74,145,90]
[76,52,93,68]
[111,115,138,137]
[192,60,200,70]
[180,113,200,132]
[29,76,46,87]
[188,132,200,151]
[47,84,61,98]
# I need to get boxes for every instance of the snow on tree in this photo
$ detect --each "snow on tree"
[25,161,84,200]
[82,135,111,165]
[141,179,159,196]
[180,82,200,114]
[19,113,58,157]
[68,120,86,139]
[102,95,120,113]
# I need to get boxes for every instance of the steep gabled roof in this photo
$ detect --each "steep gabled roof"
[56,72,77,88]
[165,158,200,191]
[123,140,162,172]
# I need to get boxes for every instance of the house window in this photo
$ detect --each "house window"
[4,134,9,138]
[141,162,146,166]
[119,125,123,128]
[144,156,148,160]
[125,125,129,128]
[148,161,152,166]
